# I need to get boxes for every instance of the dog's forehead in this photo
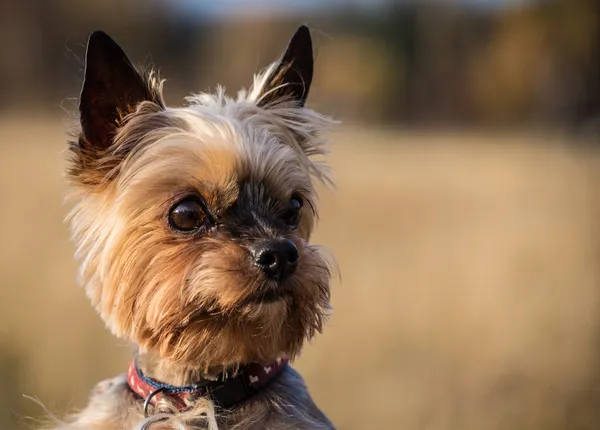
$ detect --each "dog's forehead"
[178,107,312,194]
[238,138,312,197]
[116,108,313,207]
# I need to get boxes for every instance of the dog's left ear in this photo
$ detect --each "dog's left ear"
[256,25,313,108]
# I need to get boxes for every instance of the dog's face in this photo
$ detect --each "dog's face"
[67,27,333,368]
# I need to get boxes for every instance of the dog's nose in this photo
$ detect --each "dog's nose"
[252,239,299,280]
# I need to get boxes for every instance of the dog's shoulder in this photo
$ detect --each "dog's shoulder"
[229,365,335,430]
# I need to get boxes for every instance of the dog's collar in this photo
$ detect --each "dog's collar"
[127,358,288,414]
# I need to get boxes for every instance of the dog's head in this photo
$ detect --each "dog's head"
[66,27,334,369]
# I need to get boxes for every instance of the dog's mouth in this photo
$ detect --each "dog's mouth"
[247,284,294,304]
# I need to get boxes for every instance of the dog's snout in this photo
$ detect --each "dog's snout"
[252,239,299,280]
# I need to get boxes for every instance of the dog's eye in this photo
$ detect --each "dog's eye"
[168,198,207,233]
[283,194,303,227]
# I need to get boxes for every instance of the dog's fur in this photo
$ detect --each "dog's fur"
[54,26,336,429]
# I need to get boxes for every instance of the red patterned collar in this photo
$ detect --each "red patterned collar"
[127,358,288,414]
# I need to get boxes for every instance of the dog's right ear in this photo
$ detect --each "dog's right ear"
[255,25,313,108]
[79,31,163,151]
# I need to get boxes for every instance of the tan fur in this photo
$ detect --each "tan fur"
[57,34,336,429]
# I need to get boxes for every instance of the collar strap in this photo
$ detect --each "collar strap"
[127,358,288,413]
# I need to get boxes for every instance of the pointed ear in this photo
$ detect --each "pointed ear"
[79,31,163,150]
[257,25,313,108]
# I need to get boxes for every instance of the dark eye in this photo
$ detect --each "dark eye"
[283,194,303,227]
[168,198,207,233]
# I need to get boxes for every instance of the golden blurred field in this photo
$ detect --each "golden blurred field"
[1,117,600,430]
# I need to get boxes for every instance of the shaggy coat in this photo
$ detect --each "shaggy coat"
[53,26,336,430]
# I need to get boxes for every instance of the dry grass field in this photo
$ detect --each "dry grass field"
[1,116,600,430]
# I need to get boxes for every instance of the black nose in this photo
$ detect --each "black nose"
[252,239,299,280]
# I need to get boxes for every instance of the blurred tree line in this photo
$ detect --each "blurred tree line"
[0,0,597,133]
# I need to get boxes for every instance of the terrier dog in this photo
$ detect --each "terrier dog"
[57,26,335,429]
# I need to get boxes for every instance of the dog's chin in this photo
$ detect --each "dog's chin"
[134,276,328,367]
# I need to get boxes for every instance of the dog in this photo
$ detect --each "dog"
[55,25,336,429]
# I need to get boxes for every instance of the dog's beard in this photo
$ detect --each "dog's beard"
[97,230,332,369]
[151,241,330,368]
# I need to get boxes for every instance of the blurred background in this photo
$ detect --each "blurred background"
[0,0,599,429]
